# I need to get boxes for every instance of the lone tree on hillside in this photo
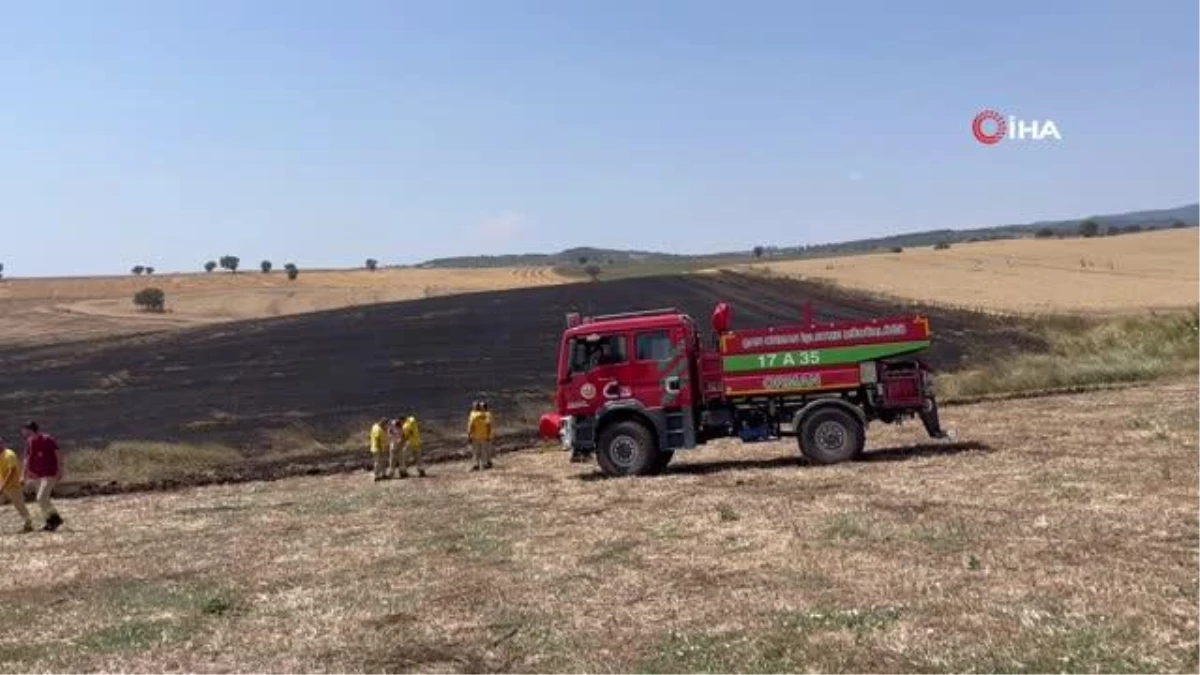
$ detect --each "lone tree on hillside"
[219,255,240,273]
[131,265,145,275]
[584,263,602,282]
[753,245,765,259]
[261,260,272,274]
[365,258,378,271]
[284,263,299,280]
[1078,219,1100,238]
[204,260,217,273]
[133,287,165,312]
[0,262,5,280]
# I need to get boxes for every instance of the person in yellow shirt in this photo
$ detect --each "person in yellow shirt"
[395,416,426,478]
[369,418,389,481]
[481,401,495,469]
[467,401,491,471]
[0,439,33,533]
[386,418,402,474]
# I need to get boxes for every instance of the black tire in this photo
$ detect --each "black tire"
[596,421,658,477]
[797,406,865,465]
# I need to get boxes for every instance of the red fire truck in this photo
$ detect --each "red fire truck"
[538,302,949,477]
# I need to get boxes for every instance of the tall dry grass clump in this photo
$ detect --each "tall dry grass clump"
[67,441,242,483]
[941,309,1199,399]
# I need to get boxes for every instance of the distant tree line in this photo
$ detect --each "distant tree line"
[111,210,1200,286]
[190,255,385,278]
[751,216,1194,262]
[196,256,300,280]
[1025,220,1183,240]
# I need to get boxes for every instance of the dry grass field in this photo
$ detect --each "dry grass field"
[0,381,1194,673]
[0,266,565,346]
[739,229,1199,315]
[3,229,1195,347]
[0,231,1194,674]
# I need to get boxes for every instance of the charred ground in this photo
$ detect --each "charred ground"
[0,272,1042,452]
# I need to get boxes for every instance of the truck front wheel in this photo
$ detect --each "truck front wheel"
[797,406,865,465]
[596,421,658,477]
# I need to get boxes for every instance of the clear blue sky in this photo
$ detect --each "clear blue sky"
[2,0,1197,276]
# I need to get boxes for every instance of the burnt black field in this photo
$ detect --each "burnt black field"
[0,272,1042,451]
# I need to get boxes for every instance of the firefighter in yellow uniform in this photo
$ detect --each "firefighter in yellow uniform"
[481,401,495,468]
[369,418,389,481]
[0,441,33,533]
[467,401,492,471]
[396,416,426,478]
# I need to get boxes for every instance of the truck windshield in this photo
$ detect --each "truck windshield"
[568,334,628,374]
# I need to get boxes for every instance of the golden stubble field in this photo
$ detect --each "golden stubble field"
[740,229,1199,315]
[3,229,1196,346]
[0,381,1194,673]
[0,266,565,346]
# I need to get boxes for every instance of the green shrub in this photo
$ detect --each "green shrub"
[133,287,165,312]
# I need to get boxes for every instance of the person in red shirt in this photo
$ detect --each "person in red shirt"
[21,422,63,531]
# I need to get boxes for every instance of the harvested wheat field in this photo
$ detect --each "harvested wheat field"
[0,266,565,346]
[742,229,1199,315]
[0,381,1194,673]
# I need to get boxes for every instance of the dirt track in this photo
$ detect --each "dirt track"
[0,272,1042,452]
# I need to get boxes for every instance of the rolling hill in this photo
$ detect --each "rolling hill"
[415,246,693,269]
[743,228,1199,315]
[417,203,1200,270]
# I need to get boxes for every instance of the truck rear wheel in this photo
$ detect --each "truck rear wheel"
[797,406,864,465]
[596,421,658,477]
